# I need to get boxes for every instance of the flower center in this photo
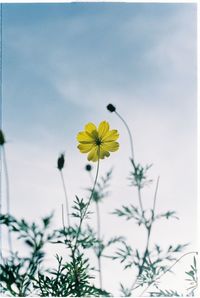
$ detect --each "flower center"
[95,137,102,146]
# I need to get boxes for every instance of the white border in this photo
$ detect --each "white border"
[0,1,198,297]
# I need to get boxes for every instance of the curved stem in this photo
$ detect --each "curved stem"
[139,251,198,296]
[2,146,12,254]
[60,170,70,227]
[115,111,135,165]
[96,201,103,289]
[115,111,144,214]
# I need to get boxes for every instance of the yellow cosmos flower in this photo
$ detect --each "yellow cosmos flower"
[77,121,119,162]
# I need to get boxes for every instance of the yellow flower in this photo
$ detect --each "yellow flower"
[77,121,119,162]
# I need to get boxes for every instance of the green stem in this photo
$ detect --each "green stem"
[69,158,100,296]
[72,157,100,256]
[87,168,103,289]
[96,201,103,289]
[137,187,144,214]
[60,170,70,227]
[61,203,65,229]
[130,177,160,292]
[115,110,135,165]
[2,146,12,254]
[115,111,144,214]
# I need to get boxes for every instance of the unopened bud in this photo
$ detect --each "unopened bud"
[107,103,116,112]
[0,130,6,146]
[85,164,92,172]
[57,153,65,171]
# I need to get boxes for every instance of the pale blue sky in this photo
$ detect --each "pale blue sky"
[1,3,197,295]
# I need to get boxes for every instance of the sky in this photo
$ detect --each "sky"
[0,2,197,296]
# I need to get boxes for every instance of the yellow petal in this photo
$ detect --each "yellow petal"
[77,143,94,153]
[77,132,94,144]
[87,146,99,162]
[99,147,110,159]
[98,121,110,138]
[85,122,97,134]
[102,129,119,142]
[102,141,119,152]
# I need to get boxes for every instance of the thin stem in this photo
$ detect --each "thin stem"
[89,171,93,184]
[2,146,12,254]
[61,203,65,229]
[115,111,135,164]
[96,201,103,289]
[115,111,144,215]
[96,202,101,246]
[87,167,103,288]
[73,157,100,256]
[60,170,70,227]
[130,177,160,293]
[137,187,144,214]
[152,176,160,214]
[139,251,198,296]
[68,158,100,296]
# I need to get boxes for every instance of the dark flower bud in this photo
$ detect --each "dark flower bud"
[107,103,116,112]
[57,153,65,171]
[85,164,92,172]
[0,130,6,146]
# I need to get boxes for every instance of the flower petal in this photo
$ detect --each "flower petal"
[77,132,94,144]
[87,146,99,162]
[99,147,110,159]
[98,121,110,138]
[78,143,94,153]
[102,129,119,142]
[85,122,97,134]
[102,141,119,152]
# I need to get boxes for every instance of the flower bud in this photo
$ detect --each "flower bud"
[57,153,65,171]
[107,103,116,112]
[0,130,6,146]
[85,164,92,172]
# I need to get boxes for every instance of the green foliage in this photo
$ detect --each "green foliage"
[88,168,113,203]
[33,254,110,297]
[113,204,146,225]
[119,283,132,297]
[0,214,54,296]
[71,196,89,220]
[55,224,98,250]
[155,210,179,220]
[129,160,153,189]
[185,256,198,295]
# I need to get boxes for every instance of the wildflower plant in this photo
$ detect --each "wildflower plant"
[107,103,198,296]
[0,107,198,297]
